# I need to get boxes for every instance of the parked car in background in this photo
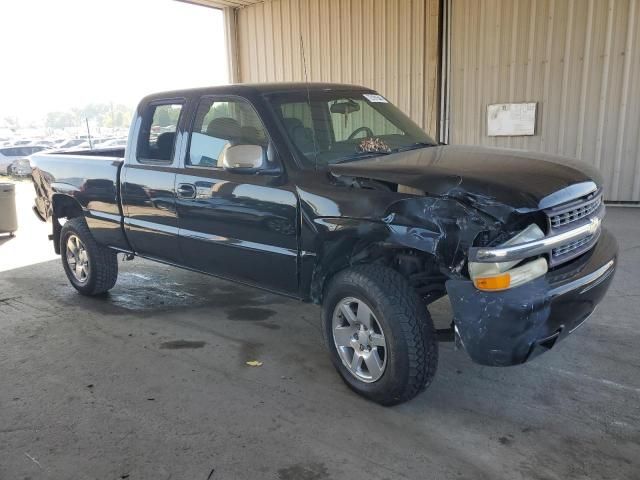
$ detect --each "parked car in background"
[76,139,112,149]
[97,138,128,148]
[0,145,46,174]
[54,139,86,150]
[34,140,57,148]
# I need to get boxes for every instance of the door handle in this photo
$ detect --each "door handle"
[176,183,196,199]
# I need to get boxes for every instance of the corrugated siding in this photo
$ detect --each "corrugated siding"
[236,0,441,137]
[449,0,640,201]
[181,0,263,7]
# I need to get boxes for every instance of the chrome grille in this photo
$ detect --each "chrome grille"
[549,195,601,228]
[552,234,594,258]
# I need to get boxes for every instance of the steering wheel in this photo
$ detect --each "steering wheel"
[347,126,374,140]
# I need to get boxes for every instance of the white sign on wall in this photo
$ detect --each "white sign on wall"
[487,102,537,136]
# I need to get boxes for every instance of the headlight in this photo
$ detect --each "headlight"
[469,224,548,291]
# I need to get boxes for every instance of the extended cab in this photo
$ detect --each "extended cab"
[31,83,617,405]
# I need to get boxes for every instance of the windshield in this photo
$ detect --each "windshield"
[266,90,436,168]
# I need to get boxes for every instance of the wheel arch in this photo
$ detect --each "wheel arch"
[306,218,446,305]
[51,194,85,254]
[52,193,84,219]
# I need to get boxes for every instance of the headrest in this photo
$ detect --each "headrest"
[206,117,241,140]
[156,132,175,160]
[240,126,264,144]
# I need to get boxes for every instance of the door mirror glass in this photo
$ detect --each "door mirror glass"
[221,144,266,172]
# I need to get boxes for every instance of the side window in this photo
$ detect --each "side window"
[329,98,401,142]
[187,98,268,167]
[137,103,183,163]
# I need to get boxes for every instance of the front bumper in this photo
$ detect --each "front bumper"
[446,228,617,366]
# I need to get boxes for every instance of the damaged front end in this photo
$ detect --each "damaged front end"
[313,148,618,367]
[382,187,618,368]
[446,193,617,366]
[301,186,515,304]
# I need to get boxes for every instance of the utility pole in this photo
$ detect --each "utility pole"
[85,118,93,150]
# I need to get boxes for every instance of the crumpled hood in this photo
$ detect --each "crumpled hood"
[329,145,602,211]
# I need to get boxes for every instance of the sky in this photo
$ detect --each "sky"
[0,0,227,124]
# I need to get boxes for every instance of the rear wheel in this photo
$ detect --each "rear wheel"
[322,264,438,405]
[60,218,118,295]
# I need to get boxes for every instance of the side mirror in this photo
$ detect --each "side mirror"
[221,144,281,175]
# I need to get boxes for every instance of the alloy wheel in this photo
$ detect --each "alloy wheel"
[332,297,387,383]
[66,234,90,283]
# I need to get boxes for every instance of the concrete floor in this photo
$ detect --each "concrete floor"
[1,181,639,479]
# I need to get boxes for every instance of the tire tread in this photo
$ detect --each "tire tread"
[61,217,118,295]
[324,264,438,405]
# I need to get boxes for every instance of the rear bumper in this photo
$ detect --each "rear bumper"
[446,228,617,366]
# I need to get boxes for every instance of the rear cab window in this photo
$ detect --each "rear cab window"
[137,102,183,164]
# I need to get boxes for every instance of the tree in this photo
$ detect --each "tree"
[45,111,77,129]
[45,103,134,130]
[101,104,133,128]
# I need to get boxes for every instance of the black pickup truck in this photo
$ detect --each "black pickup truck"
[31,83,617,405]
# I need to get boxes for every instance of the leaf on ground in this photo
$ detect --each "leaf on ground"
[246,360,263,367]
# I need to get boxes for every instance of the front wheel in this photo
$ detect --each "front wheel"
[322,265,438,406]
[60,217,118,296]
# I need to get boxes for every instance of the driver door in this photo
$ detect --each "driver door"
[175,96,299,295]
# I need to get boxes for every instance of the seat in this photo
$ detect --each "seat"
[283,117,315,155]
[206,117,242,141]
[240,126,265,145]
[156,132,175,161]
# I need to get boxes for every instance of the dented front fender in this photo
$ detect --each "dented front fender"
[301,194,503,302]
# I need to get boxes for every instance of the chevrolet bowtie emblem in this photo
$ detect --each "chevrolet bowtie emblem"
[588,217,601,234]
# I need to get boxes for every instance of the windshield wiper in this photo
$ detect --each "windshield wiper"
[334,150,392,164]
[392,142,437,153]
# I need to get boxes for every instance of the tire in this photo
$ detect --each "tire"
[60,217,118,295]
[322,264,438,406]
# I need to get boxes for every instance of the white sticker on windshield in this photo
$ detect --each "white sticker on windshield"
[363,94,388,103]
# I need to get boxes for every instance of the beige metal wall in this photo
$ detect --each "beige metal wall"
[236,0,441,136]
[449,0,640,201]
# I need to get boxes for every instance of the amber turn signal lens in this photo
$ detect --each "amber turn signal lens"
[473,273,511,291]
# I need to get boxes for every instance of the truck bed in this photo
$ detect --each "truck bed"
[30,149,128,250]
